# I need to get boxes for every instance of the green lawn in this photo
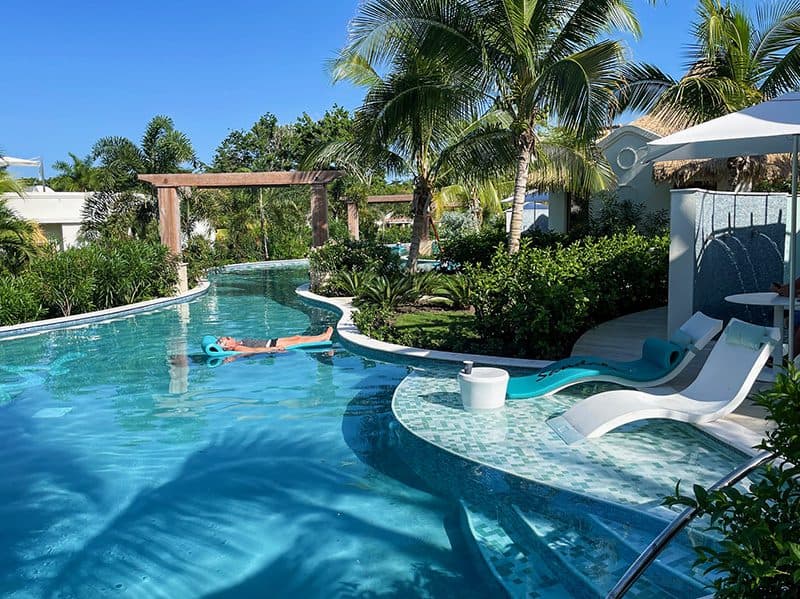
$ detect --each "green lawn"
[389,309,482,353]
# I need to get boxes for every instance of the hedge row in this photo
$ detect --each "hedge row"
[467,232,669,359]
[0,239,178,326]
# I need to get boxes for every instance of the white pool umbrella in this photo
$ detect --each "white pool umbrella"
[0,155,40,167]
[0,156,45,189]
[644,92,800,358]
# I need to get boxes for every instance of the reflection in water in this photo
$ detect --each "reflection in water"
[0,266,494,597]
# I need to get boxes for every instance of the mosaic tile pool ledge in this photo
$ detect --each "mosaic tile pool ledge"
[392,368,750,508]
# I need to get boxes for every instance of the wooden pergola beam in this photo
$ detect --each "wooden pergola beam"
[138,170,343,188]
[366,194,414,204]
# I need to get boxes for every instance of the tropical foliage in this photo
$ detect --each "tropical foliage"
[637,0,800,130]
[0,198,44,275]
[467,231,669,358]
[50,153,106,192]
[336,0,657,258]
[666,367,800,598]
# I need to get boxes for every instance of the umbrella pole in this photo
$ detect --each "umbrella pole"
[790,135,799,363]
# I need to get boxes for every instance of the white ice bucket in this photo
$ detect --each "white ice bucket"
[458,367,509,411]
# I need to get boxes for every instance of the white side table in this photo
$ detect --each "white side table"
[458,367,509,410]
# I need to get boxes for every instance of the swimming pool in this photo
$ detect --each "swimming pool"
[0,265,734,597]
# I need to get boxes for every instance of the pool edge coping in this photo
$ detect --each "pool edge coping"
[296,284,764,457]
[0,259,314,340]
[296,284,552,369]
[0,281,211,339]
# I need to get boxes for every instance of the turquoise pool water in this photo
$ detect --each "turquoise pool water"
[0,266,494,598]
[0,264,732,598]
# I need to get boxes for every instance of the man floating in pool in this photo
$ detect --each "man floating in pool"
[217,326,334,354]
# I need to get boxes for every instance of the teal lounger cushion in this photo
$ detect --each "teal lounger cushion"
[506,338,685,400]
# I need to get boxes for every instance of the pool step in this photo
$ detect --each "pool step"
[588,513,715,589]
[458,500,574,598]
[506,504,706,598]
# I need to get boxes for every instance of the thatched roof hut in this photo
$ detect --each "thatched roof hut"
[631,114,792,189]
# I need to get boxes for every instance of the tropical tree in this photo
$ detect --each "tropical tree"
[50,153,106,192]
[321,47,513,270]
[636,0,800,130]
[86,115,196,239]
[0,199,43,274]
[339,0,652,253]
[92,115,196,189]
[621,0,800,189]
[0,167,22,196]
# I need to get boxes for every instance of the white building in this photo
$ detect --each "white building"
[2,187,87,250]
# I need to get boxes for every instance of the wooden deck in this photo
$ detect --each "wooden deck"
[571,306,773,437]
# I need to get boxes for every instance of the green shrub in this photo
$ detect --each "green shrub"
[665,368,800,598]
[184,236,216,286]
[438,211,478,239]
[437,225,507,273]
[0,274,44,325]
[467,231,669,359]
[21,240,178,321]
[309,239,402,294]
[352,304,395,340]
[30,247,98,317]
[437,274,473,310]
[376,226,411,244]
[357,275,418,309]
[93,239,178,308]
[330,270,376,297]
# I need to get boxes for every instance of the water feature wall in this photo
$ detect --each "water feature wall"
[668,189,790,335]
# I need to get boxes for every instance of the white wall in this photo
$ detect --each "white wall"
[597,126,672,216]
[2,190,87,249]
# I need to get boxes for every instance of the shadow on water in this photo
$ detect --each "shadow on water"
[341,371,434,495]
[0,410,106,595]
[38,429,483,598]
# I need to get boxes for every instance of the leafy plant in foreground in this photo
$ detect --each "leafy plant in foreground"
[665,367,800,598]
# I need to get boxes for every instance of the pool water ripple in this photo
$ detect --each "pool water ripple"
[0,267,492,598]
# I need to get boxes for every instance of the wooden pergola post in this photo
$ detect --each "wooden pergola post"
[311,183,329,247]
[157,186,181,255]
[346,199,360,240]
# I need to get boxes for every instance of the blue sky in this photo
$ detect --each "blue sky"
[1,0,697,176]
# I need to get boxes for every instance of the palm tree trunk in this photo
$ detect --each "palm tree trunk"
[508,138,533,253]
[407,179,432,272]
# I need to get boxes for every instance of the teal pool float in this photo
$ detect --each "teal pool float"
[201,335,333,357]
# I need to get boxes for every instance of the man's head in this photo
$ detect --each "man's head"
[217,336,236,350]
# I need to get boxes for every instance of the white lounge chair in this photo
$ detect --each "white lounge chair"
[507,312,723,399]
[547,319,780,444]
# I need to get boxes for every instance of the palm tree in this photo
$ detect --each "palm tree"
[88,116,196,239]
[340,0,650,253]
[636,0,800,131]
[318,50,511,270]
[0,167,22,196]
[0,199,43,274]
[50,153,106,192]
[92,115,196,189]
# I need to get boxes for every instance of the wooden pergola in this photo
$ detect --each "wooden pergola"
[138,170,343,255]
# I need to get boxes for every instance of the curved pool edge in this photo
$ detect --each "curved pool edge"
[0,281,211,340]
[0,259,312,341]
[295,284,552,370]
[391,370,763,511]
